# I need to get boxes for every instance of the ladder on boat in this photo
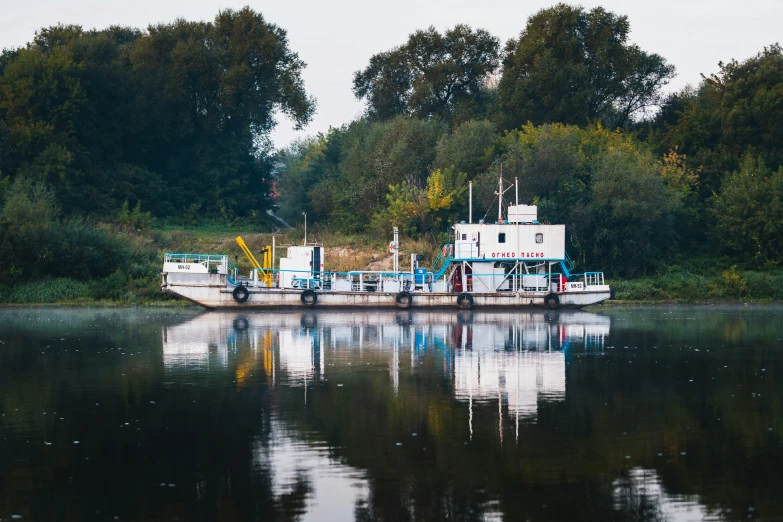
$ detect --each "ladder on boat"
[559,251,575,278]
[430,245,453,280]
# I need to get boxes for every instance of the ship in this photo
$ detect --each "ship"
[161,177,611,309]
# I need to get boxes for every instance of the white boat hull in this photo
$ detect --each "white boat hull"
[162,273,610,310]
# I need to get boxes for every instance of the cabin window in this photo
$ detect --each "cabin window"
[498,233,506,243]
[535,233,543,244]
[461,234,467,240]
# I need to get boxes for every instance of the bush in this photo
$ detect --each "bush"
[0,278,91,303]
[115,200,152,232]
[0,178,130,282]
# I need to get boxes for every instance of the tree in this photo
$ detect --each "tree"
[128,7,314,217]
[471,124,680,275]
[714,156,783,264]
[353,25,500,123]
[434,119,496,178]
[0,120,8,175]
[273,117,446,232]
[578,148,678,276]
[497,4,675,130]
[0,8,314,219]
[334,116,446,229]
[370,167,467,235]
[653,44,783,196]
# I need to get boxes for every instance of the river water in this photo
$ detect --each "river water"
[0,306,781,521]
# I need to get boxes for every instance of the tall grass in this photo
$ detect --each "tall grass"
[613,269,783,302]
[0,278,91,303]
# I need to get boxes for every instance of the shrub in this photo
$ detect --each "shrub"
[0,278,91,303]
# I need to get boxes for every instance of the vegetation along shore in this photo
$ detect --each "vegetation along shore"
[1,4,782,305]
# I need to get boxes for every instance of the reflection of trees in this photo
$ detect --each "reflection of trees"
[0,310,311,521]
[271,309,783,521]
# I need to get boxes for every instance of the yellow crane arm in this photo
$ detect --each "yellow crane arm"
[235,236,262,270]
[236,236,273,287]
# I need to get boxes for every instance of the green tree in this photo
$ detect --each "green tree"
[575,148,678,276]
[0,9,314,219]
[333,117,445,230]
[434,119,496,178]
[497,4,675,130]
[371,167,467,235]
[353,25,500,123]
[0,177,128,281]
[275,135,339,224]
[653,45,783,196]
[714,156,783,264]
[0,120,8,176]
[471,124,680,275]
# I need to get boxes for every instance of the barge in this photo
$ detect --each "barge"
[162,178,611,309]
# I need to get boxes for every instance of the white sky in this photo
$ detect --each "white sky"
[1,0,781,149]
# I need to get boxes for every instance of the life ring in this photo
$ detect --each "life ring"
[544,293,560,310]
[395,291,412,309]
[300,289,317,306]
[456,292,474,309]
[232,286,250,303]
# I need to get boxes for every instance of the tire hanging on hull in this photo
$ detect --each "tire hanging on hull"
[300,289,317,306]
[395,291,412,309]
[232,286,250,303]
[456,292,474,309]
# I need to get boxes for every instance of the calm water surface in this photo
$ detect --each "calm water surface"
[1,306,782,521]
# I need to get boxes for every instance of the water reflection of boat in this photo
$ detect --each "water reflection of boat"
[162,311,609,404]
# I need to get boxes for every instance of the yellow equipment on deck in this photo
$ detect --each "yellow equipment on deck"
[235,236,273,287]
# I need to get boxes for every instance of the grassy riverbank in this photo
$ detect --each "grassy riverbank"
[611,270,783,303]
[1,226,782,306]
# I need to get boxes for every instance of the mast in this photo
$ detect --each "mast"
[498,163,503,224]
[469,181,473,224]
[392,227,399,273]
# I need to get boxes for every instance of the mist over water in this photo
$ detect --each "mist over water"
[1,306,782,521]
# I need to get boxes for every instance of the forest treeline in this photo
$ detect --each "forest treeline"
[0,7,313,219]
[1,3,782,290]
[277,4,783,277]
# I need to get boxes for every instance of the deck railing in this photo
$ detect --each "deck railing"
[164,253,238,280]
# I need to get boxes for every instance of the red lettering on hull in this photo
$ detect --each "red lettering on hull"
[490,252,545,258]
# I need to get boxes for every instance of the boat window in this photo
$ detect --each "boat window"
[462,234,467,240]
[535,233,543,244]
[498,233,506,243]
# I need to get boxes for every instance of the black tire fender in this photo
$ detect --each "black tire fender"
[395,291,412,309]
[301,289,317,306]
[300,312,318,329]
[233,318,249,330]
[544,293,559,310]
[456,292,474,309]
[232,286,250,303]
